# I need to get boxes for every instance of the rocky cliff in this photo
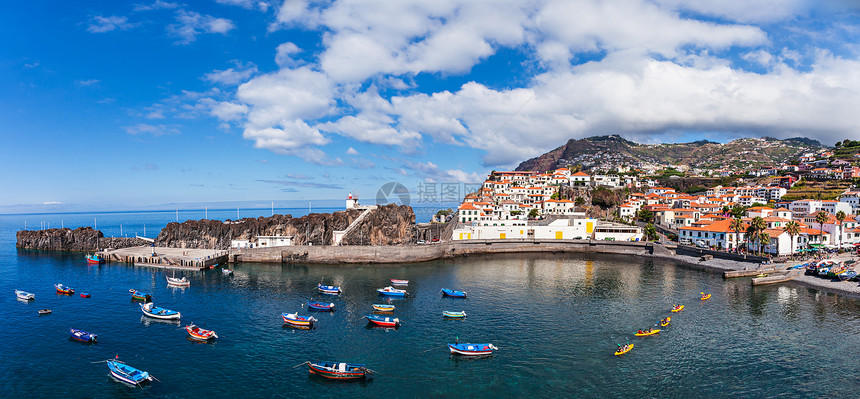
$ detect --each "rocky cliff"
[155,204,415,249]
[16,227,149,251]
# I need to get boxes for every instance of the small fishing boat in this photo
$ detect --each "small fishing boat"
[377,286,408,297]
[307,300,335,311]
[839,270,857,281]
[38,309,52,315]
[15,290,35,301]
[69,328,97,343]
[660,317,671,327]
[443,310,467,318]
[671,305,684,312]
[308,361,371,380]
[700,293,711,301]
[185,324,218,340]
[166,275,190,287]
[222,268,233,276]
[106,358,153,386]
[85,253,104,264]
[365,314,400,327]
[614,343,634,356]
[318,283,342,295]
[140,302,181,320]
[390,279,409,285]
[372,304,395,312]
[448,342,498,356]
[282,312,317,328]
[441,288,467,298]
[755,273,768,278]
[130,290,151,302]
[80,292,91,298]
[54,284,75,295]
[634,329,660,337]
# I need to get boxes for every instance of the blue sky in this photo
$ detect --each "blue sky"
[2,0,859,213]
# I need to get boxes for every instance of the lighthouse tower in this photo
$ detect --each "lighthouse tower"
[346,192,358,209]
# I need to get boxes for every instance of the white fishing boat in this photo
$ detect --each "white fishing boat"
[166,271,190,287]
[15,290,35,301]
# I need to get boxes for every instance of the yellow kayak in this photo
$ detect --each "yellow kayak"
[660,317,671,327]
[634,329,660,337]
[671,305,685,313]
[614,344,633,356]
[701,294,711,301]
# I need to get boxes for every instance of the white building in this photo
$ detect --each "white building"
[789,200,822,220]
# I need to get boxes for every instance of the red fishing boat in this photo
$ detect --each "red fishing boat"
[185,324,218,340]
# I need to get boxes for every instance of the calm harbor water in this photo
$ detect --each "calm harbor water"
[3,212,860,397]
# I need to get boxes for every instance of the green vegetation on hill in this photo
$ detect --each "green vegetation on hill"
[780,181,851,202]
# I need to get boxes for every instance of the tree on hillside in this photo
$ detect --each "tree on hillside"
[815,210,830,248]
[574,197,585,206]
[637,209,654,224]
[758,232,771,255]
[750,216,766,254]
[644,223,658,241]
[528,209,540,219]
[730,206,746,218]
[836,210,847,250]
[550,192,559,200]
[783,221,800,256]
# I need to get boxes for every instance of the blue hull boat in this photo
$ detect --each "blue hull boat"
[106,359,153,386]
[308,300,335,311]
[70,328,97,343]
[140,302,181,320]
[377,286,408,297]
[441,288,467,298]
[318,283,341,295]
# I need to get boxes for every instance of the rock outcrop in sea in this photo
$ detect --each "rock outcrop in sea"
[16,227,149,251]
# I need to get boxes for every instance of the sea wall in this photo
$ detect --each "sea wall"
[155,204,415,249]
[675,245,769,263]
[16,227,149,251]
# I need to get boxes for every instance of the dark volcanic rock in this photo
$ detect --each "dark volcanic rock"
[16,227,149,251]
[341,204,415,245]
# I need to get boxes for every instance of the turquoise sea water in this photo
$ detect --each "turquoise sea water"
[3,211,860,397]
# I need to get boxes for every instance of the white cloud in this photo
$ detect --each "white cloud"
[401,160,485,183]
[205,62,258,85]
[124,123,180,136]
[133,0,182,11]
[42,201,62,205]
[87,16,138,33]
[210,101,249,121]
[346,147,359,155]
[76,79,101,86]
[654,0,810,23]
[216,0,269,11]
[167,10,235,44]
[275,42,300,66]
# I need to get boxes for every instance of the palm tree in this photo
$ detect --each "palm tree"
[759,232,771,255]
[815,211,830,249]
[836,210,847,251]
[730,217,745,252]
[746,225,757,254]
[783,221,801,256]
[750,216,766,255]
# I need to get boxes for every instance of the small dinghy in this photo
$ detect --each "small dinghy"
[390,279,409,285]
[377,286,408,297]
[106,358,153,386]
[140,302,181,320]
[282,312,317,328]
[634,329,660,337]
[614,343,634,356]
[660,317,671,327]
[317,283,342,295]
[166,276,190,287]
[80,292,91,298]
[307,300,335,311]
[308,361,371,380]
[671,305,684,313]
[448,342,498,356]
[38,309,52,315]
[54,284,75,295]
[85,253,104,264]
[372,304,395,312]
[130,290,152,302]
[222,268,233,276]
[15,290,35,301]
[185,324,218,340]
[700,292,711,301]
[365,314,400,328]
[443,310,467,318]
[441,288,467,298]
[69,328,97,343]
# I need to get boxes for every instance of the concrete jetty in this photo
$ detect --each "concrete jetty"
[751,270,800,286]
[101,246,228,270]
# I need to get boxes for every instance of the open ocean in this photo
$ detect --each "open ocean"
[3,210,860,398]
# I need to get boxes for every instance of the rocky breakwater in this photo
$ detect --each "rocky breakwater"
[155,204,415,249]
[16,227,149,251]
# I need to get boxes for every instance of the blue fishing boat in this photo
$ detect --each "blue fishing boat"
[308,361,371,380]
[69,328,97,343]
[106,358,153,386]
[85,253,104,264]
[839,270,857,281]
[441,288,467,298]
[54,284,75,295]
[307,300,335,311]
[372,304,395,312]
[443,310,467,318]
[448,342,498,356]
[377,286,408,297]
[140,302,181,320]
[282,312,317,328]
[130,289,151,302]
[318,283,342,295]
[365,314,400,327]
